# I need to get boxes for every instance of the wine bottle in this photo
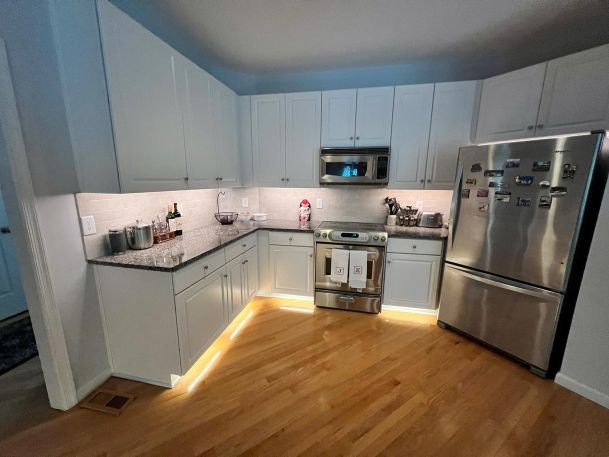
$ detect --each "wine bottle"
[173,202,182,236]
[166,204,176,233]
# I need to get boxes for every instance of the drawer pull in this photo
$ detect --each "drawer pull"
[412,245,417,249]
[242,259,248,265]
[289,237,293,241]
[339,295,355,302]
[242,243,247,248]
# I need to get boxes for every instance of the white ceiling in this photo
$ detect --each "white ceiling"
[112,0,609,74]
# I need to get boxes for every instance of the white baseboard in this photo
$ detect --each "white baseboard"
[555,372,609,409]
[256,292,314,301]
[76,368,112,401]
[111,371,177,389]
[381,304,439,316]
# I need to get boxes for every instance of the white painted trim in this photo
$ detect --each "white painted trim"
[381,305,439,316]
[0,41,78,410]
[76,368,111,401]
[111,372,178,389]
[555,373,609,409]
[256,292,314,301]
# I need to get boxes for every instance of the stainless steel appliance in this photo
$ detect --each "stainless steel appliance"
[314,221,387,313]
[417,212,443,228]
[319,147,389,185]
[438,133,609,377]
[125,220,154,250]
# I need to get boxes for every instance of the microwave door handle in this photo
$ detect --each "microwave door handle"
[371,156,378,182]
[449,164,464,249]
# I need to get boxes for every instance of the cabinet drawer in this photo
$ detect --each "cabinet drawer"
[387,238,443,255]
[268,231,313,247]
[225,233,257,262]
[173,248,226,294]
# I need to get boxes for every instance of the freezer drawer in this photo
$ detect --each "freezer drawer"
[438,263,562,370]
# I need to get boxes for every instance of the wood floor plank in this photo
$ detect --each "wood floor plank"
[0,297,607,457]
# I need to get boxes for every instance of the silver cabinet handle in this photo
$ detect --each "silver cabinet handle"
[537,124,544,129]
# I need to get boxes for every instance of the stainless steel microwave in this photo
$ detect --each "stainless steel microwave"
[319,147,390,185]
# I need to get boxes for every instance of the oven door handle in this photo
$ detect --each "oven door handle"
[338,295,355,302]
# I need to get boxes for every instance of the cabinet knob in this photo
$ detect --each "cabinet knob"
[203,265,209,270]
[242,243,247,248]
[356,136,360,140]
[412,245,417,249]
[223,274,228,278]
[286,178,290,182]
[420,179,425,183]
[289,237,293,241]
[242,260,248,265]
[219,177,223,181]
[527,125,534,130]
[427,179,431,183]
[537,124,544,129]
[350,136,354,140]
[184,176,189,181]
[309,253,313,258]
[387,260,391,264]
[281,177,285,181]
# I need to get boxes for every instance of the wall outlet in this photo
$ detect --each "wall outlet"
[241,197,249,208]
[415,200,424,209]
[80,215,96,236]
[316,198,323,209]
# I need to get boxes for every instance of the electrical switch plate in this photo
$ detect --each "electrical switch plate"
[316,198,323,209]
[241,197,249,208]
[81,216,96,236]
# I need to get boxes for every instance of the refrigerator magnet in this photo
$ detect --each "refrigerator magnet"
[471,163,482,172]
[465,178,477,185]
[539,196,552,208]
[489,181,509,189]
[494,191,511,203]
[506,159,520,168]
[461,189,471,198]
[517,197,532,207]
[515,175,534,185]
[533,160,551,172]
[484,170,504,177]
[478,203,489,212]
[476,188,489,198]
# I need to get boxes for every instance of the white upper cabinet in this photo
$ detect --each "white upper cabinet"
[536,44,609,136]
[98,0,188,192]
[475,63,546,144]
[179,57,216,189]
[354,86,394,147]
[213,79,240,187]
[285,92,321,187]
[251,94,286,187]
[426,81,479,189]
[321,89,357,146]
[389,84,434,189]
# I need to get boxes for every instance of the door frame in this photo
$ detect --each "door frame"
[0,40,77,409]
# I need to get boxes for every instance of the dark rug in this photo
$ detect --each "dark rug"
[0,316,38,375]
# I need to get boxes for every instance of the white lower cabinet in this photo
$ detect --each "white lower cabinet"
[175,268,227,372]
[269,244,314,297]
[96,239,260,386]
[383,240,443,310]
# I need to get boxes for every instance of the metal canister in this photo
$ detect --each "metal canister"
[108,228,128,254]
[124,220,154,250]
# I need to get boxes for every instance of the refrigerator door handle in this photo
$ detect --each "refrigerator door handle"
[448,164,464,249]
[445,264,562,299]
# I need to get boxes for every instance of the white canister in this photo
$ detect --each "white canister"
[386,215,397,226]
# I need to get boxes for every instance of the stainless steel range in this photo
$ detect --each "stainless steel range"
[314,221,388,313]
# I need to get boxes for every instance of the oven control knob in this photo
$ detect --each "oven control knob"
[322,233,328,238]
[314,231,320,238]
[380,236,386,242]
[373,235,379,241]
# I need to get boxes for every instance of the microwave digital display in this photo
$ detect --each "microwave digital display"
[326,161,368,178]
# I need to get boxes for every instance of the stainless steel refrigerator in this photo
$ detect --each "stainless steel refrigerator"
[438,133,609,377]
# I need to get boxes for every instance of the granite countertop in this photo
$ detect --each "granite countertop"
[89,219,446,272]
[88,219,319,272]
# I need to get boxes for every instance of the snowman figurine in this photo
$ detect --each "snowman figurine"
[299,199,311,223]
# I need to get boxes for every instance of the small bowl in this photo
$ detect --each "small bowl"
[214,212,239,225]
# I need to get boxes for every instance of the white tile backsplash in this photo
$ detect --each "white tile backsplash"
[76,187,451,258]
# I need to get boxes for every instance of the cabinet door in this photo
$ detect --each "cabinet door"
[383,253,440,309]
[242,246,259,306]
[179,57,217,189]
[214,79,241,187]
[355,86,394,147]
[97,0,188,192]
[252,94,286,186]
[426,81,478,189]
[321,89,357,147]
[475,63,546,143]
[285,92,321,187]
[226,256,244,320]
[389,84,434,189]
[536,44,609,137]
[269,245,314,297]
[174,268,227,373]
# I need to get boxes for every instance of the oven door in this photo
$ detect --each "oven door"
[319,154,387,185]
[315,242,385,295]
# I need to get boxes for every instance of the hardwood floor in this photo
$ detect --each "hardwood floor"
[1,297,608,456]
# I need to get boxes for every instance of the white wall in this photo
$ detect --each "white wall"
[0,0,110,397]
[556,177,609,409]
